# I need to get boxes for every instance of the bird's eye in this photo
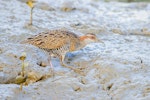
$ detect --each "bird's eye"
[90,36,95,39]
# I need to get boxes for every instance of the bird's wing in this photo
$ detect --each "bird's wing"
[22,30,70,49]
[69,41,75,51]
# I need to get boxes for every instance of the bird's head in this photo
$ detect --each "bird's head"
[80,33,103,45]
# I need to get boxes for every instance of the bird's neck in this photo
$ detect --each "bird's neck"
[79,36,89,49]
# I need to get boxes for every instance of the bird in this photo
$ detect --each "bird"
[22,29,101,74]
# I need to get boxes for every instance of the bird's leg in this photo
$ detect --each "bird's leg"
[60,55,84,75]
[48,55,55,77]
[60,55,65,66]
[60,55,71,69]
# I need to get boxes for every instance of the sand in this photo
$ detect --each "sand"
[0,0,150,100]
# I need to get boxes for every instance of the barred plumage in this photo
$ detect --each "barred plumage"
[22,29,100,73]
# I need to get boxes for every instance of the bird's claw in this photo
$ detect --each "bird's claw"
[61,63,85,75]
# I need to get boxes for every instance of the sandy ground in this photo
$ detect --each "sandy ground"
[0,0,150,100]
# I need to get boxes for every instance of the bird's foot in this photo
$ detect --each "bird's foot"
[61,63,85,75]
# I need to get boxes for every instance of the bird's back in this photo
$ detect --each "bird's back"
[22,30,80,52]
